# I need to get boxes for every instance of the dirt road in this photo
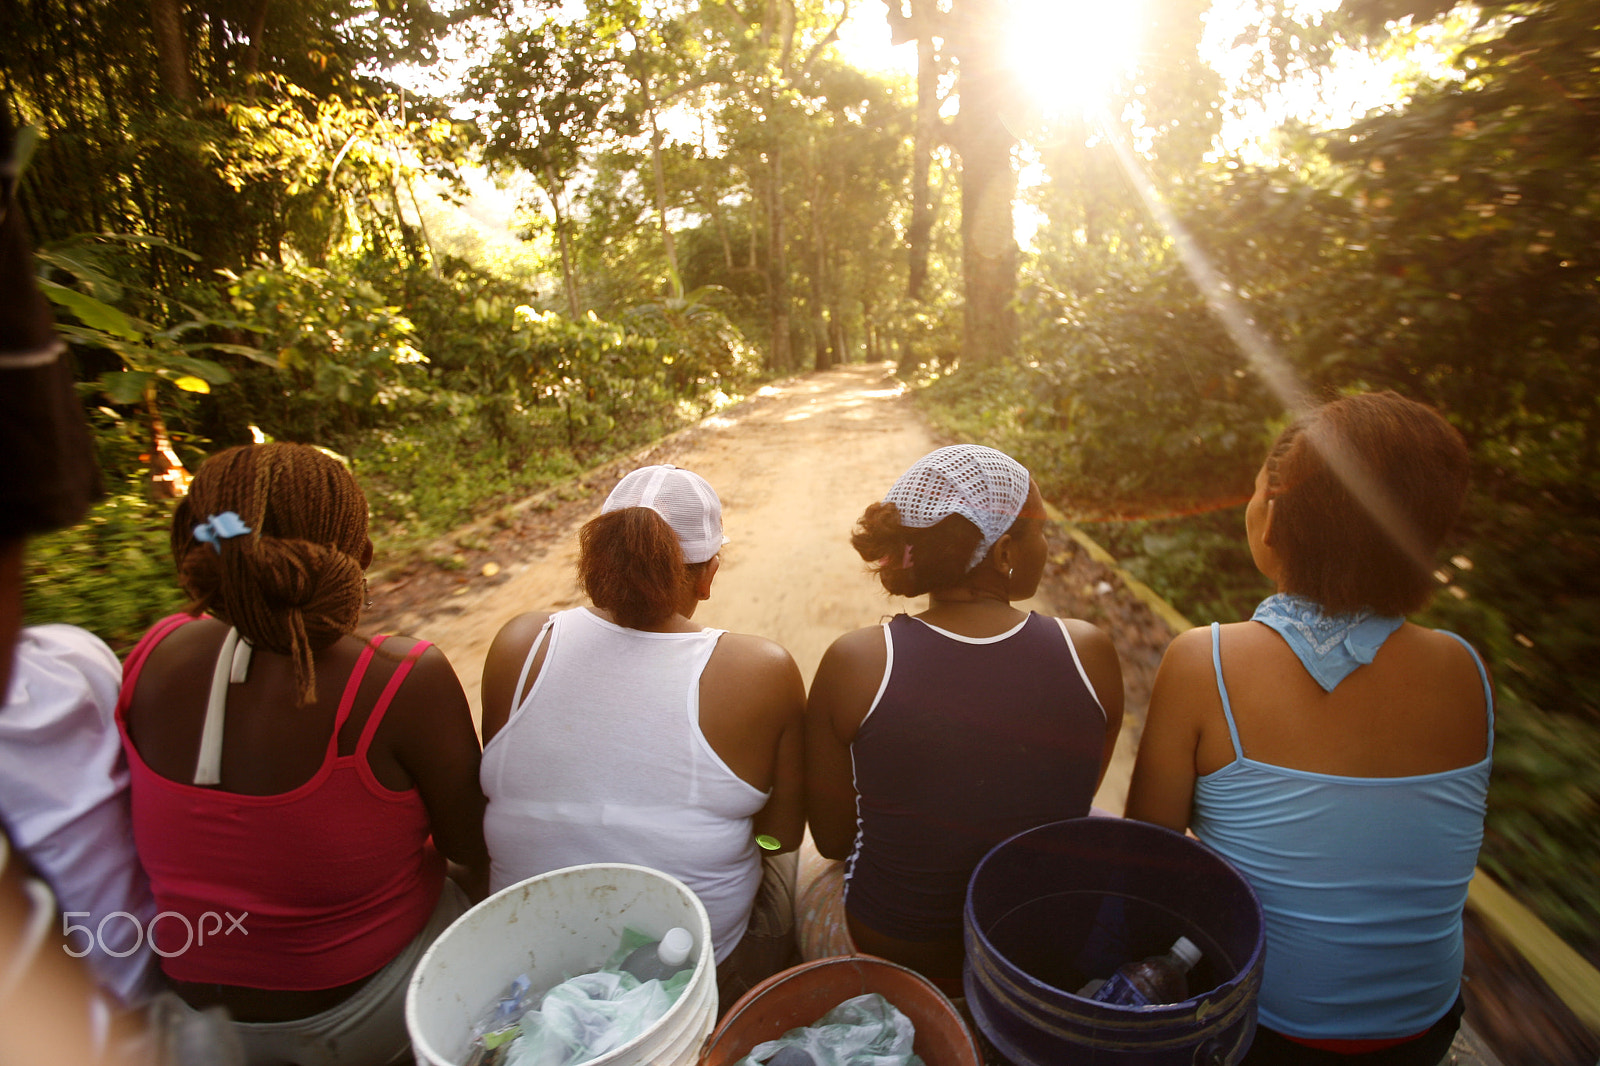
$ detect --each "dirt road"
[363,362,1165,813]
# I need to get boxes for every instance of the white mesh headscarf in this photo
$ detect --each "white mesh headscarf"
[884,445,1032,571]
[602,465,729,564]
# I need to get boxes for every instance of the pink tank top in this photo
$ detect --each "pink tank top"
[115,615,445,990]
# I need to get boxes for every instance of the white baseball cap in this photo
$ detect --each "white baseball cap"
[884,445,1032,571]
[602,465,729,564]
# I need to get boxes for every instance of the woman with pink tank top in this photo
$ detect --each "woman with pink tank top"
[117,443,488,1066]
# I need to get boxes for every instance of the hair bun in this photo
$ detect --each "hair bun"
[242,539,364,654]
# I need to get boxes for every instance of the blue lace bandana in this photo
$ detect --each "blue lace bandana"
[1251,593,1404,692]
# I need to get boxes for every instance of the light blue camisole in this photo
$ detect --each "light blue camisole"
[1191,622,1493,1040]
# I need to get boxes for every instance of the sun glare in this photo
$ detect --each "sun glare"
[1004,0,1147,121]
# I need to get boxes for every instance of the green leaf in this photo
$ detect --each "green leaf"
[189,342,279,368]
[99,371,153,405]
[163,354,233,384]
[9,125,40,176]
[35,249,124,301]
[85,232,201,260]
[36,280,146,340]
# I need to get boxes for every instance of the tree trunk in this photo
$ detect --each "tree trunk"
[645,102,683,300]
[767,138,792,370]
[545,165,581,318]
[952,0,1017,367]
[707,193,735,272]
[747,185,761,272]
[242,0,270,101]
[807,141,833,370]
[908,23,938,302]
[149,0,197,104]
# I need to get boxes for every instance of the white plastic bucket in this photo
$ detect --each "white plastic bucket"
[405,863,718,1066]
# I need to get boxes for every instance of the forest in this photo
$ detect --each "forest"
[5,0,1597,983]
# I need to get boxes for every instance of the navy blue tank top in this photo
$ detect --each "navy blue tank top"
[845,612,1107,941]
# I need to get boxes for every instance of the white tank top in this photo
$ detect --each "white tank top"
[480,608,768,961]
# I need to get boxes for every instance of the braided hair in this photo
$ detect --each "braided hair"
[172,443,370,704]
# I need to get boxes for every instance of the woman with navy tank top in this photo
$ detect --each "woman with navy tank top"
[804,445,1125,991]
[1128,392,1490,1065]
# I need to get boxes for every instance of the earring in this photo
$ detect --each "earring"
[362,577,373,609]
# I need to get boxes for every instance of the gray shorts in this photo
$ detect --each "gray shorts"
[714,850,799,1017]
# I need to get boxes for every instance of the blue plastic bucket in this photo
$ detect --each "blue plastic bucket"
[963,818,1263,1065]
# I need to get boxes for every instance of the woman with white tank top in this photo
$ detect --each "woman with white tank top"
[479,465,806,1014]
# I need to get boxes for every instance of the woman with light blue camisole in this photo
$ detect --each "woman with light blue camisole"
[1127,392,1490,1066]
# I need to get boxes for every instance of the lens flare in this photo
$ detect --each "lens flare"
[1003,0,1147,120]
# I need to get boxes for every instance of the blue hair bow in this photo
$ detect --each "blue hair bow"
[193,511,253,553]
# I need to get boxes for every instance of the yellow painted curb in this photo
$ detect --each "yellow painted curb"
[1046,502,1600,1037]
[1468,869,1600,1033]
[1042,501,1194,637]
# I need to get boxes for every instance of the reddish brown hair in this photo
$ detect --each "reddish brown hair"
[172,443,369,704]
[1267,391,1470,615]
[578,508,707,628]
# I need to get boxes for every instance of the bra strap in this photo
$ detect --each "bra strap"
[1210,622,1245,760]
[354,640,431,758]
[331,635,385,750]
[192,628,244,786]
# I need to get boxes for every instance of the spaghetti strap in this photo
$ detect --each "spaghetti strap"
[354,640,431,757]
[1436,630,1495,759]
[1210,622,1245,760]
[331,635,385,751]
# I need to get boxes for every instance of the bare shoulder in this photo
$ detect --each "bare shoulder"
[144,614,227,662]
[809,624,889,732]
[488,611,555,656]
[1391,622,1490,688]
[701,632,804,744]
[375,637,466,698]
[1162,623,1221,668]
[1402,622,1482,660]
[817,623,889,674]
[1058,616,1115,654]
[709,631,803,687]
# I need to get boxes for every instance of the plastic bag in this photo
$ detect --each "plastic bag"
[504,971,675,1066]
[465,929,693,1066]
[735,992,924,1066]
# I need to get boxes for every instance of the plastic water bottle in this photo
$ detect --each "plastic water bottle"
[1088,936,1202,1007]
[620,926,693,982]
